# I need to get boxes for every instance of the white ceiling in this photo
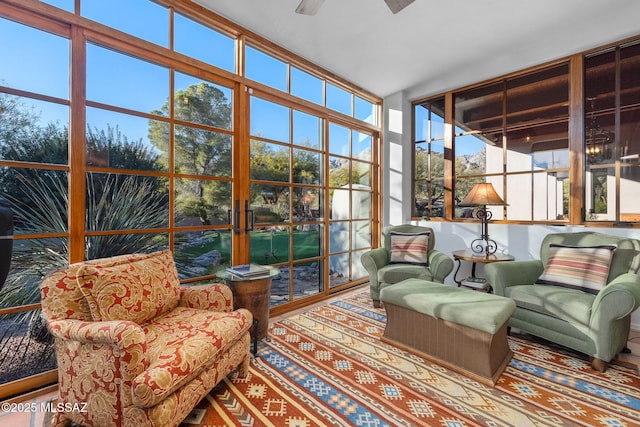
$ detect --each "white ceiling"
[194,0,640,100]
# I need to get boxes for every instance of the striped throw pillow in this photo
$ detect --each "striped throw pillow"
[389,231,429,265]
[535,244,616,294]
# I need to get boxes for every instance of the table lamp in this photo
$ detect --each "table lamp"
[459,183,505,256]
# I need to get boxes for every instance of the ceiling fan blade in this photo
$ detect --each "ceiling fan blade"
[384,0,415,14]
[295,0,325,15]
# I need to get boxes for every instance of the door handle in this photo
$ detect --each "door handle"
[233,200,241,234]
[245,200,254,232]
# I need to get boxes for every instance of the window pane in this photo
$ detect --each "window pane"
[174,125,232,177]
[352,220,370,249]
[250,226,290,263]
[251,141,290,182]
[355,96,376,125]
[1,95,69,164]
[270,265,290,306]
[585,50,616,112]
[86,172,169,231]
[621,109,640,164]
[329,222,349,252]
[326,83,352,116]
[250,97,290,142]
[294,187,322,221]
[174,13,235,73]
[293,148,321,184]
[415,98,445,141]
[0,18,69,99]
[86,107,168,171]
[415,178,445,218]
[329,253,349,287]
[329,157,349,188]
[2,168,68,234]
[533,171,568,221]
[585,167,615,221]
[352,249,368,280]
[293,228,320,261]
[250,184,290,223]
[352,160,371,187]
[621,43,640,107]
[353,131,372,161]
[351,191,371,219]
[291,67,323,105]
[0,307,57,384]
[293,110,323,149]
[506,65,568,126]
[175,230,231,279]
[174,72,233,130]
[86,233,168,260]
[87,44,169,114]
[455,82,503,133]
[621,166,640,221]
[330,187,350,219]
[175,178,232,226]
[81,0,168,47]
[329,123,350,156]
[245,46,287,92]
[506,121,568,172]
[292,260,322,299]
[455,134,503,175]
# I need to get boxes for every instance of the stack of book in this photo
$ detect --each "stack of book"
[461,277,490,291]
[225,264,269,278]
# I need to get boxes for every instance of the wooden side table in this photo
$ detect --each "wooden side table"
[218,265,280,355]
[452,249,514,292]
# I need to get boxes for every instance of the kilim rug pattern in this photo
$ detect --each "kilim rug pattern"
[182,289,640,427]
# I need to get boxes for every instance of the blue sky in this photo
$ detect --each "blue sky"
[1,0,374,162]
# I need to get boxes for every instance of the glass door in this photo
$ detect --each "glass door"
[245,94,325,308]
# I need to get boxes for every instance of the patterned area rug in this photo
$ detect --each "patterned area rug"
[182,289,640,427]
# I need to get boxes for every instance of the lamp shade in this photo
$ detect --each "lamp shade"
[460,183,505,206]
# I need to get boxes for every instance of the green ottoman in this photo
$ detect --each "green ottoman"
[380,278,516,386]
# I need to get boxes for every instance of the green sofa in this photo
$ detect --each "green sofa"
[485,231,640,372]
[360,224,454,308]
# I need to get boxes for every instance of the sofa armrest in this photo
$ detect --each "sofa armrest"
[428,250,454,283]
[179,284,233,312]
[48,318,148,380]
[485,260,544,296]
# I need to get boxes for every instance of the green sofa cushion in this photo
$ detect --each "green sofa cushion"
[380,278,515,334]
[506,284,595,326]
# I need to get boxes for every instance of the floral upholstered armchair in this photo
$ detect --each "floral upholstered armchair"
[40,249,253,427]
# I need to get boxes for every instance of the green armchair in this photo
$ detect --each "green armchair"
[360,225,454,308]
[485,231,640,372]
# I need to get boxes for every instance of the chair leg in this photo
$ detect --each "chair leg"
[373,300,382,308]
[591,358,608,373]
[237,353,251,378]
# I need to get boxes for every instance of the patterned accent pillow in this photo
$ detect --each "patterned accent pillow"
[77,249,181,324]
[535,244,616,294]
[389,231,429,265]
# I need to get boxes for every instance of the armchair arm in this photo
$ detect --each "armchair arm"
[360,247,390,289]
[485,260,544,296]
[48,319,148,402]
[427,250,454,283]
[589,273,640,361]
[179,284,233,312]
[591,273,640,322]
